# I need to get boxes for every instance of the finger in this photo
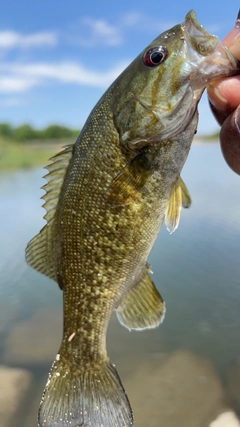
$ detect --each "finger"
[208,97,233,126]
[207,11,240,116]
[223,13,240,58]
[208,76,240,125]
[220,104,240,175]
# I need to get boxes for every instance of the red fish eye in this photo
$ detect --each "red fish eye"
[143,47,168,67]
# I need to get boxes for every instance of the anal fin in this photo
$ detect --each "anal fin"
[116,271,165,331]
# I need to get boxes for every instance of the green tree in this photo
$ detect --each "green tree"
[43,125,74,139]
[13,124,38,142]
[0,123,13,138]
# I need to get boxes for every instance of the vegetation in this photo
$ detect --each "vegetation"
[0,121,220,171]
[0,139,61,170]
[204,130,219,140]
[0,122,80,142]
[0,122,81,171]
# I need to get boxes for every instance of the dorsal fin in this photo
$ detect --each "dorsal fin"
[41,144,74,223]
[25,144,74,288]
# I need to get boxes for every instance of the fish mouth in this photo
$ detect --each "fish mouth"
[182,10,240,89]
[183,10,219,57]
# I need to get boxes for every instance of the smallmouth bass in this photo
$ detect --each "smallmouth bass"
[26,10,240,427]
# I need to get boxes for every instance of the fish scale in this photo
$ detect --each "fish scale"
[25,10,240,427]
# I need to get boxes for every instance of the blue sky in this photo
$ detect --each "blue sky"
[0,0,239,135]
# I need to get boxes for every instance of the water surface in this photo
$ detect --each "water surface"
[1,142,240,426]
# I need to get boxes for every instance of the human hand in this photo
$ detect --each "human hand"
[207,11,240,175]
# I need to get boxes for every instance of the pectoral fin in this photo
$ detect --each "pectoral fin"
[165,177,191,234]
[106,152,151,207]
[116,271,165,331]
[179,177,192,208]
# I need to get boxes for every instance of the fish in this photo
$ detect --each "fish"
[26,10,240,427]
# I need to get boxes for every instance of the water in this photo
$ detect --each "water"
[1,142,240,426]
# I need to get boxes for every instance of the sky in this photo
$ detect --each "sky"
[0,0,239,135]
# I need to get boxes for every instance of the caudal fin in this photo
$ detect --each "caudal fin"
[38,357,133,427]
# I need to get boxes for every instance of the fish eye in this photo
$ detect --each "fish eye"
[143,46,168,67]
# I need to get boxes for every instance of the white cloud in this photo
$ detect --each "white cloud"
[120,11,176,34]
[0,97,24,107]
[0,31,58,49]
[0,76,38,93]
[67,13,158,48]
[121,12,143,27]
[84,18,122,46]
[207,24,222,35]
[71,18,123,47]
[0,60,129,93]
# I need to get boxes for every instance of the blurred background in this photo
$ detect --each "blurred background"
[1,1,240,426]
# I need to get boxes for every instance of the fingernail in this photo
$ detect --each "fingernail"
[208,83,232,112]
[234,103,240,134]
[208,99,231,126]
[236,9,240,28]
[220,105,240,175]
[208,83,234,126]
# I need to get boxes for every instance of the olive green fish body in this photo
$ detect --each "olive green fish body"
[26,10,240,427]
[55,103,169,356]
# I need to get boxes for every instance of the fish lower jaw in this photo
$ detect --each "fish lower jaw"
[192,88,205,101]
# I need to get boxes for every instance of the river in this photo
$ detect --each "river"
[1,142,240,426]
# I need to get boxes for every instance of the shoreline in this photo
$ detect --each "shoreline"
[0,137,219,172]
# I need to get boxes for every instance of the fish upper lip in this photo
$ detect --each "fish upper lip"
[184,10,212,37]
[183,10,219,56]
[183,10,240,70]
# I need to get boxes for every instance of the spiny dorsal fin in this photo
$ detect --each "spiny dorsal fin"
[25,144,74,287]
[42,144,74,223]
[116,270,165,330]
[165,177,191,234]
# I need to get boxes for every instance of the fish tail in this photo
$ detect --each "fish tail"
[38,355,133,427]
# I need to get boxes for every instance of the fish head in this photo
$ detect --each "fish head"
[114,10,240,147]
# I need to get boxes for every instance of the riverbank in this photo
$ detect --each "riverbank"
[0,138,70,171]
[0,136,219,171]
